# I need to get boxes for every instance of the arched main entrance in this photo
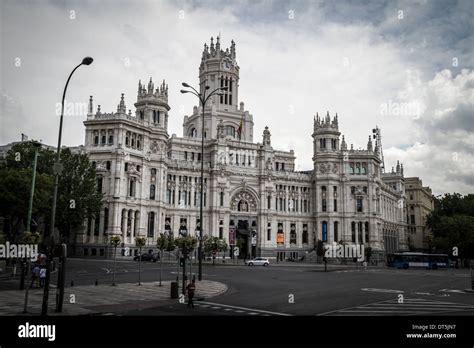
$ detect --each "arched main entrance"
[229,188,259,259]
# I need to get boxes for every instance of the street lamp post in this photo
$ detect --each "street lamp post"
[180,83,227,281]
[41,57,93,316]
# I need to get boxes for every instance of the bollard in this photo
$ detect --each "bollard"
[471,268,474,290]
[170,281,179,299]
[95,279,98,286]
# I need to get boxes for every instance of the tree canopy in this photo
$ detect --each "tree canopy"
[0,141,103,243]
[426,193,474,259]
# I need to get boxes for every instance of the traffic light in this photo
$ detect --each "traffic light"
[179,257,185,267]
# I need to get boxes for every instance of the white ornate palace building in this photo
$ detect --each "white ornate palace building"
[77,37,409,261]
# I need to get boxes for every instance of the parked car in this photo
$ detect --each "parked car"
[133,253,158,262]
[246,257,270,267]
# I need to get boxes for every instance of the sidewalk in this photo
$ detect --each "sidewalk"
[0,280,227,316]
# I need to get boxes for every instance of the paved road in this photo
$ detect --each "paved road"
[1,259,473,316]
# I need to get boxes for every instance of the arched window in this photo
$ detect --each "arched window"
[358,221,363,243]
[125,132,130,146]
[302,229,308,244]
[334,221,339,242]
[356,162,361,174]
[321,186,327,212]
[226,126,235,137]
[362,163,367,174]
[290,225,297,245]
[150,184,156,200]
[147,212,155,238]
[349,162,355,174]
[94,135,99,145]
[189,128,197,138]
[351,222,356,242]
[322,221,328,242]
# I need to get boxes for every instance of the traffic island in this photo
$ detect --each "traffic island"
[0,280,227,316]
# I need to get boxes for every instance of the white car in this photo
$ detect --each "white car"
[246,257,270,267]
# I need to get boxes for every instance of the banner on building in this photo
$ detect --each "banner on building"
[251,230,257,246]
[229,227,236,245]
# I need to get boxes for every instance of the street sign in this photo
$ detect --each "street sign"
[233,247,240,257]
[53,162,64,175]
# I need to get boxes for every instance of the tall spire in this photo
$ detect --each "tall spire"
[216,34,220,51]
[367,135,373,151]
[231,39,236,58]
[88,95,93,115]
[117,93,126,113]
[341,135,347,150]
[210,36,215,54]
[147,77,153,94]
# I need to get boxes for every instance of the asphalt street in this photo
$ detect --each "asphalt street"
[2,258,473,316]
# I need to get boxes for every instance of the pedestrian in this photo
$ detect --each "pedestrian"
[186,279,196,308]
[30,264,40,289]
[39,266,47,288]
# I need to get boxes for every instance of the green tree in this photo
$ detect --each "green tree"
[135,237,147,285]
[156,233,169,286]
[0,167,52,242]
[110,236,121,286]
[0,142,103,245]
[315,239,325,263]
[55,148,103,243]
[166,233,176,260]
[427,193,474,265]
[203,236,227,264]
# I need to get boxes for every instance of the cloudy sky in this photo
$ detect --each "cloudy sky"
[1,0,473,195]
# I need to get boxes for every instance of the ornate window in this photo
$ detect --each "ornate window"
[231,190,257,212]
[150,184,156,200]
[356,197,363,212]
[147,212,155,238]
[189,128,197,138]
[226,126,235,137]
[302,224,308,244]
[290,223,297,244]
[321,186,327,212]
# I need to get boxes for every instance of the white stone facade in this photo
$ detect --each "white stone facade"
[77,37,409,261]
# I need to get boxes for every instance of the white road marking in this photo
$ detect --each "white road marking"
[361,288,403,293]
[198,301,292,316]
[319,298,474,316]
[439,288,466,293]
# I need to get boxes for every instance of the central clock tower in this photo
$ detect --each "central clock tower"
[199,36,239,112]
[183,36,254,142]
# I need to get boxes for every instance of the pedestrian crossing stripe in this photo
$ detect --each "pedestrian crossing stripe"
[182,301,292,316]
[318,298,474,316]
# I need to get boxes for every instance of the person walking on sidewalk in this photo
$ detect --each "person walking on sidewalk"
[30,264,40,289]
[39,266,47,288]
[186,279,196,308]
